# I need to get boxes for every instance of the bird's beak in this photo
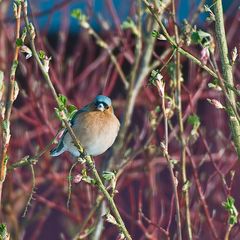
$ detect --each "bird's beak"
[97,103,105,111]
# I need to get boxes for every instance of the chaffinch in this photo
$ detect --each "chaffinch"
[50,95,120,157]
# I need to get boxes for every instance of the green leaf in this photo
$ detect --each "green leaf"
[187,114,200,142]
[71,9,89,28]
[4,155,9,164]
[16,38,23,47]
[208,82,217,89]
[191,31,201,44]
[68,104,77,114]
[2,120,9,131]
[152,30,160,38]
[84,176,96,185]
[71,9,82,19]
[0,223,8,239]
[58,94,67,108]
[54,108,61,121]
[121,17,135,30]
[102,171,115,181]
[149,69,161,86]
[187,114,200,128]
[68,109,78,122]
[222,196,234,209]
[28,23,36,39]
[67,175,73,181]
[81,168,87,177]
[38,50,46,60]
[229,215,238,225]
[170,159,178,166]
[121,17,139,36]
[191,29,211,46]
[182,180,191,192]
[14,0,21,6]
[222,196,239,225]
[155,105,161,113]
[22,27,27,35]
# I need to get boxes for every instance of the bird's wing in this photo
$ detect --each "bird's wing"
[70,103,90,125]
[50,129,67,156]
[50,103,91,156]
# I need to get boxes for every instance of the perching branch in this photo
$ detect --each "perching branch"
[21,1,132,239]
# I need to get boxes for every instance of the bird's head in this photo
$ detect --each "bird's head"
[94,95,112,112]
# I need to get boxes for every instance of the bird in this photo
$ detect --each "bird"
[50,95,120,157]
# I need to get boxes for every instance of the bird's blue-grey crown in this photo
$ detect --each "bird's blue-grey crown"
[94,95,112,107]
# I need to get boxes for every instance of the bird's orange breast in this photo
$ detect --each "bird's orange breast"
[71,109,120,155]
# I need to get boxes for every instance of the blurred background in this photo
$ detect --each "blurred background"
[0,0,240,239]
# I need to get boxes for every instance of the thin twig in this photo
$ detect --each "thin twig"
[224,223,233,240]
[172,0,192,239]
[22,164,36,217]
[186,148,219,240]
[67,161,79,209]
[160,84,182,240]
[8,129,60,171]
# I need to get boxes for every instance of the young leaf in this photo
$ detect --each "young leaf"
[187,114,200,144]
[102,171,115,181]
[0,223,8,239]
[14,0,21,6]
[152,30,160,38]
[68,104,77,114]
[71,9,89,29]
[187,114,200,128]
[191,29,211,47]
[58,94,67,108]
[16,38,23,47]
[38,50,46,60]
[71,9,81,19]
[222,196,238,225]
[121,17,139,36]
[182,180,191,192]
